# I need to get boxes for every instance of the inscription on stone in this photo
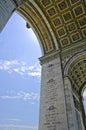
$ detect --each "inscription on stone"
[44,107,58,130]
[45,79,57,105]
[44,66,59,130]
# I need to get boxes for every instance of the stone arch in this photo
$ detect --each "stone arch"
[64,50,86,77]
[64,51,86,129]
[64,51,86,93]
[0,0,86,130]
[16,1,58,55]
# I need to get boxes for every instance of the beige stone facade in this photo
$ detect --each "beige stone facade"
[0,0,86,129]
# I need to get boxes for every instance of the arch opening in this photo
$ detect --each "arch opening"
[0,12,41,130]
[0,0,86,130]
[82,87,86,115]
[64,54,86,129]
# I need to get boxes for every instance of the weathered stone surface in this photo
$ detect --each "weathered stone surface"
[0,0,16,32]
[39,53,67,130]
[0,0,86,129]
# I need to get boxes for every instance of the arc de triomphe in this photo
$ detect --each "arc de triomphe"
[0,0,86,130]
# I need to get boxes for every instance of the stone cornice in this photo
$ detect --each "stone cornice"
[39,50,60,65]
[61,40,86,57]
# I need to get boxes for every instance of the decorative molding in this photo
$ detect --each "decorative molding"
[39,50,60,65]
[61,42,86,68]
[39,0,86,48]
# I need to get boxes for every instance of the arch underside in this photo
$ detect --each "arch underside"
[64,51,86,95]
[0,0,86,129]
[16,0,86,55]
[65,52,86,129]
[17,0,86,110]
[68,56,86,96]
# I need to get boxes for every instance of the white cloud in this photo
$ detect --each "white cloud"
[0,60,41,77]
[7,118,21,122]
[0,124,38,129]
[27,72,41,76]
[0,91,39,102]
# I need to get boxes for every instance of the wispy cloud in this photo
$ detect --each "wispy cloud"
[0,60,41,77]
[7,118,21,122]
[0,124,38,129]
[0,91,39,102]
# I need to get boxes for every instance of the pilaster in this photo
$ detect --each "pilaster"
[39,51,67,130]
[59,69,85,130]
[63,77,78,130]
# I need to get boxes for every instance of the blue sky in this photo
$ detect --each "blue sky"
[0,12,41,130]
[0,12,86,130]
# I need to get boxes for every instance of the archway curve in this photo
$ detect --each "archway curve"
[64,52,86,129]
[64,50,86,76]
[0,0,86,129]
[64,51,86,95]
[16,1,59,55]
